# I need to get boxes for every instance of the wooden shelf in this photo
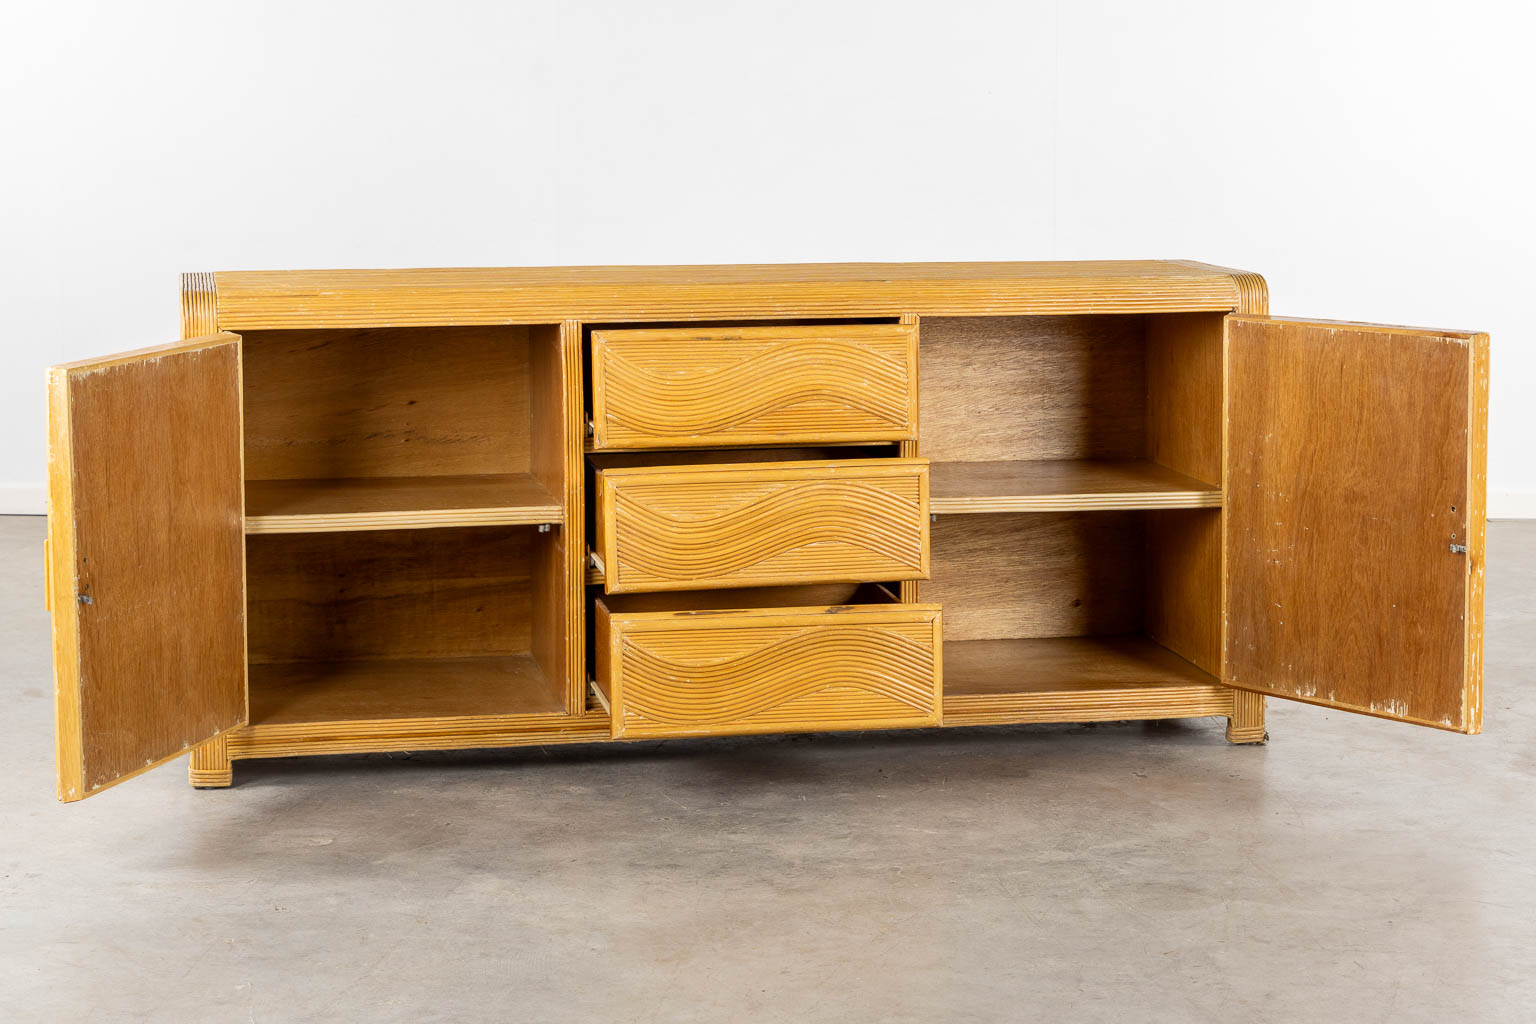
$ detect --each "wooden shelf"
[248,655,566,727]
[940,635,1233,726]
[929,460,1220,514]
[244,474,562,534]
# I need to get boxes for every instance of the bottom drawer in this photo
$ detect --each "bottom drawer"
[593,585,942,739]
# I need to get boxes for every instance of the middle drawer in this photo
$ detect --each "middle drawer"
[593,457,930,593]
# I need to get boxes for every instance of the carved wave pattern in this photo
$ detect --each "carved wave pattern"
[620,624,937,730]
[613,479,924,584]
[601,340,912,440]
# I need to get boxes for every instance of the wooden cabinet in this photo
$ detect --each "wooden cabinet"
[44,262,1489,800]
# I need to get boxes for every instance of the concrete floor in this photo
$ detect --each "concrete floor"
[1,515,1532,1023]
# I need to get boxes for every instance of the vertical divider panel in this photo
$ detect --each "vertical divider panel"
[561,321,587,713]
[1144,313,1224,676]
[528,325,568,708]
[528,321,586,714]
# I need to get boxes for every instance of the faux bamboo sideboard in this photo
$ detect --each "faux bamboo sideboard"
[44,261,1489,801]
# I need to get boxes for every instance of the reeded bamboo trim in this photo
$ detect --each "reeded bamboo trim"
[1225,690,1268,743]
[597,458,929,593]
[1171,260,1269,315]
[592,324,917,449]
[211,262,1250,329]
[943,685,1235,726]
[181,272,218,337]
[602,606,942,739]
[227,715,612,759]
[188,734,232,787]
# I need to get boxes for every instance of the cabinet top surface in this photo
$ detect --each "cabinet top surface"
[197,260,1265,329]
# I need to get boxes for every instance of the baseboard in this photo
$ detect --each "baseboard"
[1490,491,1536,520]
[0,484,44,516]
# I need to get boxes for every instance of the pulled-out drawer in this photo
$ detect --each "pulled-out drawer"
[592,457,930,593]
[590,323,918,449]
[593,586,943,739]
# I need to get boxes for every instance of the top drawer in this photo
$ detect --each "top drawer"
[590,323,918,449]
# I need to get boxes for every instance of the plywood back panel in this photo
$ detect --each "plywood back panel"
[925,512,1145,641]
[247,526,538,663]
[919,315,1147,463]
[241,326,532,481]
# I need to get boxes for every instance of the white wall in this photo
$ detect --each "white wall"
[3,0,1530,515]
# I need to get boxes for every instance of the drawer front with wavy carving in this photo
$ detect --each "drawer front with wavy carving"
[593,458,929,593]
[594,602,943,739]
[590,324,918,449]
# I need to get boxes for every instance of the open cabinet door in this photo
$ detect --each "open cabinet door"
[47,334,248,801]
[1224,316,1488,732]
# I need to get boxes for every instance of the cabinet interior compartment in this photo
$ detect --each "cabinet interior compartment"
[928,509,1230,720]
[240,324,568,533]
[920,313,1224,512]
[244,525,570,726]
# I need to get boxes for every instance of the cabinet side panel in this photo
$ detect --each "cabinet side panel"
[1146,509,1221,676]
[1146,313,1222,486]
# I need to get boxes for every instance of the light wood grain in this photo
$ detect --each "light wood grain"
[591,323,917,448]
[919,315,1148,464]
[1224,316,1488,732]
[1146,509,1222,677]
[925,512,1144,642]
[227,715,612,760]
[246,525,541,663]
[211,262,1255,329]
[597,599,942,739]
[241,325,533,482]
[48,334,247,801]
[594,458,929,593]
[248,655,564,726]
[941,636,1233,726]
[244,474,561,533]
[1146,312,1223,485]
[929,459,1220,513]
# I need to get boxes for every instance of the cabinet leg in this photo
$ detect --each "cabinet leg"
[1226,691,1268,744]
[188,735,233,788]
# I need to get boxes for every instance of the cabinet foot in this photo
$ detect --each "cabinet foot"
[188,735,233,788]
[1226,691,1268,744]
